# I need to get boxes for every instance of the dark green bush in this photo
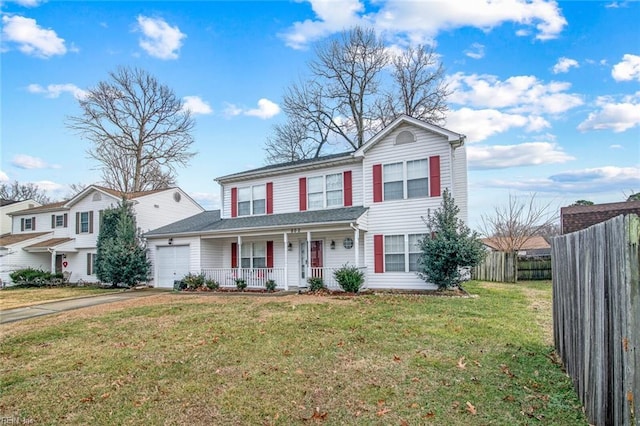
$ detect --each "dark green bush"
[235,278,247,291]
[307,276,325,292]
[182,273,206,290]
[205,278,219,290]
[265,279,277,292]
[9,268,62,287]
[333,264,365,293]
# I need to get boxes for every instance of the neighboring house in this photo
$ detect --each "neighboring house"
[560,201,640,234]
[481,236,551,257]
[145,115,468,290]
[0,185,204,285]
[0,199,41,235]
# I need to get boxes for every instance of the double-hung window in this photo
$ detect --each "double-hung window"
[308,173,344,209]
[238,185,266,216]
[408,234,426,272]
[383,163,404,201]
[80,212,90,233]
[384,235,405,272]
[55,215,64,227]
[241,243,266,268]
[407,160,428,198]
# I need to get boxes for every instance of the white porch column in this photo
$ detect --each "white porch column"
[306,231,311,283]
[354,228,359,268]
[283,232,289,291]
[237,235,242,269]
[50,250,56,273]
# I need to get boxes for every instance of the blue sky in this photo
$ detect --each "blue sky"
[1,0,639,230]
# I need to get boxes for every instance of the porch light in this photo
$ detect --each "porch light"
[287,242,293,251]
[330,240,336,250]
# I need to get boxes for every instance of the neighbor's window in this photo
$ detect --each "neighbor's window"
[55,215,64,227]
[384,235,405,272]
[383,163,404,201]
[80,212,90,233]
[24,218,34,230]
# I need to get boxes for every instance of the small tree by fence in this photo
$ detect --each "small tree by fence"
[552,214,639,426]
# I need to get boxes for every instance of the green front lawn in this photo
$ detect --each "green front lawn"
[0,286,122,310]
[0,281,586,425]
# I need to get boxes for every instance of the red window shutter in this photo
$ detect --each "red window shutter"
[231,187,238,217]
[373,164,382,203]
[89,211,94,234]
[266,182,273,214]
[231,243,238,268]
[266,241,274,268]
[343,170,352,207]
[299,177,307,211]
[32,217,36,230]
[429,156,441,197]
[51,214,56,228]
[374,235,384,273]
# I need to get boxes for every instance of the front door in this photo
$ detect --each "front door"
[55,254,63,274]
[300,240,323,286]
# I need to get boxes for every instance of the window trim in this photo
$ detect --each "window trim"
[79,212,90,233]
[24,217,34,231]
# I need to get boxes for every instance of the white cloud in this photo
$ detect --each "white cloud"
[136,16,186,60]
[0,170,9,182]
[34,180,66,193]
[224,99,281,120]
[487,166,640,194]
[552,57,579,74]
[609,144,623,149]
[11,154,60,170]
[447,72,583,114]
[245,99,281,119]
[182,96,212,115]
[446,108,550,142]
[190,192,220,210]
[468,142,574,170]
[577,94,640,133]
[12,0,45,6]
[465,43,485,59]
[1,15,67,58]
[27,83,87,99]
[281,0,566,49]
[612,54,640,82]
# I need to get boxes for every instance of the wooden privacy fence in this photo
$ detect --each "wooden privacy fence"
[551,214,639,426]
[517,257,552,281]
[471,251,517,282]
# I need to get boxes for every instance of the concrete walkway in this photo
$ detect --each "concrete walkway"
[0,289,167,325]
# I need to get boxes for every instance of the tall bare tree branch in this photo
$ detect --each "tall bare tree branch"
[0,181,52,204]
[67,67,195,192]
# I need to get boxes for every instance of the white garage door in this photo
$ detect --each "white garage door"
[156,245,190,288]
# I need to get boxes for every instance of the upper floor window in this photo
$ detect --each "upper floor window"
[308,173,343,210]
[383,159,429,201]
[52,213,68,228]
[80,212,90,233]
[21,217,36,231]
[238,185,265,216]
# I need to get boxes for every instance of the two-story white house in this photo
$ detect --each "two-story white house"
[145,116,468,290]
[0,185,204,285]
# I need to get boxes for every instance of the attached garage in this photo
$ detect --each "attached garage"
[155,245,190,288]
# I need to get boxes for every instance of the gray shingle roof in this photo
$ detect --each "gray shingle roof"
[145,206,368,237]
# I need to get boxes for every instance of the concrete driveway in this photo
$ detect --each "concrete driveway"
[0,289,167,325]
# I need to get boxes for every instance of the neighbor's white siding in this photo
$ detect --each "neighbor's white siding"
[1,200,40,235]
[133,189,204,234]
[12,210,70,237]
[0,233,53,285]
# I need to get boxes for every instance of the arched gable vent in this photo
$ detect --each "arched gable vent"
[395,130,415,145]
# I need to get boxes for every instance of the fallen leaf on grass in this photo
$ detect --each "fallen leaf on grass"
[500,364,515,378]
[303,407,327,422]
[457,356,467,369]
[400,419,409,426]
[408,403,419,409]
[80,396,94,403]
[451,401,460,409]
[101,393,110,399]
[423,411,435,419]
[503,395,515,402]
[466,401,477,415]
[393,355,401,362]
[376,408,391,416]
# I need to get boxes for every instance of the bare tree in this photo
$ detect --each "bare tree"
[67,66,195,192]
[264,119,318,164]
[375,45,450,128]
[479,193,558,252]
[0,181,51,204]
[266,28,450,164]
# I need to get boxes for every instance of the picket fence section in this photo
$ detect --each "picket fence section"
[551,214,639,426]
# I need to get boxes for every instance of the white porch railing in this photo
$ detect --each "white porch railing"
[310,267,368,290]
[201,268,285,289]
